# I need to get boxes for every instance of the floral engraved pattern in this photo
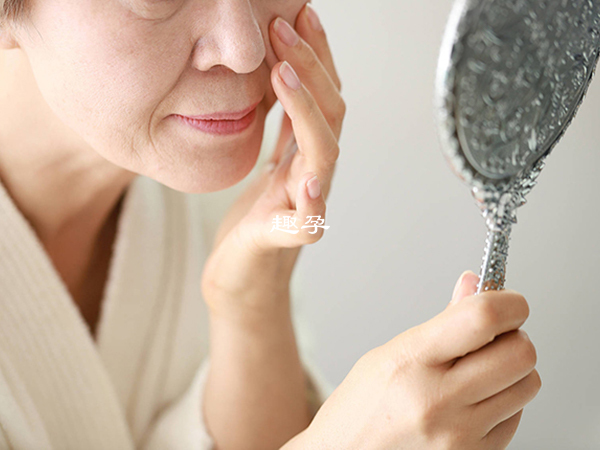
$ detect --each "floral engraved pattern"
[456,0,600,179]
[436,0,600,292]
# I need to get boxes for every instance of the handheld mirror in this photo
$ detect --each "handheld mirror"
[435,0,600,294]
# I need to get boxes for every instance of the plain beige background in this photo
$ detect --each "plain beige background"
[293,0,600,448]
[197,0,600,447]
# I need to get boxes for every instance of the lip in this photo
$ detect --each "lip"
[180,99,262,121]
[173,103,259,136]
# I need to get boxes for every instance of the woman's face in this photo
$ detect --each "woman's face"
[12,0,307,192]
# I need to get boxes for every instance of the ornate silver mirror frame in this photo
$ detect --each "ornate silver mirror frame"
[436,0,600,294]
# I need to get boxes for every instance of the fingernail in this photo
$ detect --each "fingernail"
[279,61,301,90]
[307,174,321,199]
[452,271,469,300]
[451,270,479,302]
[465,270,479,287]
[305,4,323,31]
[274,17,299,47]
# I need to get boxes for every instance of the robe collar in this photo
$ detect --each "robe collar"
[0,174,173,449]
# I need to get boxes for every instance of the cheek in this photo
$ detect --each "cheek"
[260,0,307,70]
[258,0,307,109]
[22,3,188,157]
[17,0,306,193]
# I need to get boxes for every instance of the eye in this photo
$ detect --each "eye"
[124,0,182,21]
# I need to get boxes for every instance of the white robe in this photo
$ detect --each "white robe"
[0,171,332,449]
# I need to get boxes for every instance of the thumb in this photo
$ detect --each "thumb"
[449,270,479,306]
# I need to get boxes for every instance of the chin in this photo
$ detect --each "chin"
[139,112,267,194]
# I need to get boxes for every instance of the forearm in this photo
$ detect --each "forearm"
[203,290,312,450]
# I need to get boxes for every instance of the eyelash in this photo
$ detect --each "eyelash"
[128,0,181,19]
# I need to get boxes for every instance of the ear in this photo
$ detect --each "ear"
[0,26,19,49]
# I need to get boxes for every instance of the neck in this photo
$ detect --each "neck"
[0,48,137,252]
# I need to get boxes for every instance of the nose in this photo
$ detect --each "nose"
[191,0,266,74]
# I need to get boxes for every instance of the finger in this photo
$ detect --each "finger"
[480,409,523,448]
[271,60,339,199]
[294,171,328,240]
[297,3,342,92]
[252,167,328,251]
[442,329,537,405]
[270,112,294,167]
[269,171,328,248]
[447,270,479,308]
[270,16,346,141]
[474,369,541,436]
[407,289,530,367]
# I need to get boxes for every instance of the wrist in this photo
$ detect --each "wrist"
[207,287,293,332]
[205,286,309,449]
[202,247,297,316]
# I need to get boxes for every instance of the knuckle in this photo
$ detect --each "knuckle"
[530,369,542,393]
[322,142,340,164]
[334,75,342,92]
[519,294,530,321]
[331,143,341,161]
[431,382,453,415]
[306,99,320,120]
[505,289,529,320]
[471,298,499,338]
[414,395,457,440]
[415,406,439,436]
[380,333,416,379]
[330,97,346,134]
[409,387,443,435]
[336,96,347,119]
[440,421,471,448]
[516,330,537,369]
[300,41,320,73]
[331,119,344,143]
[360,345,397,383]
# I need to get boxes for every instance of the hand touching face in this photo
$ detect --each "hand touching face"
[200,3,346,310]
[8,0,309,192]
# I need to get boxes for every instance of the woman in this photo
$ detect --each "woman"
[0,0,541,449]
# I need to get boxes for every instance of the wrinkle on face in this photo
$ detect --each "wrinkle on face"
[11,0,308,193]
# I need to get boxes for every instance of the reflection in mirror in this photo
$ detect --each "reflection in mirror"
[435,0,600,294]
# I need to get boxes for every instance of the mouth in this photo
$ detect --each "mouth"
[172,99,261,136]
